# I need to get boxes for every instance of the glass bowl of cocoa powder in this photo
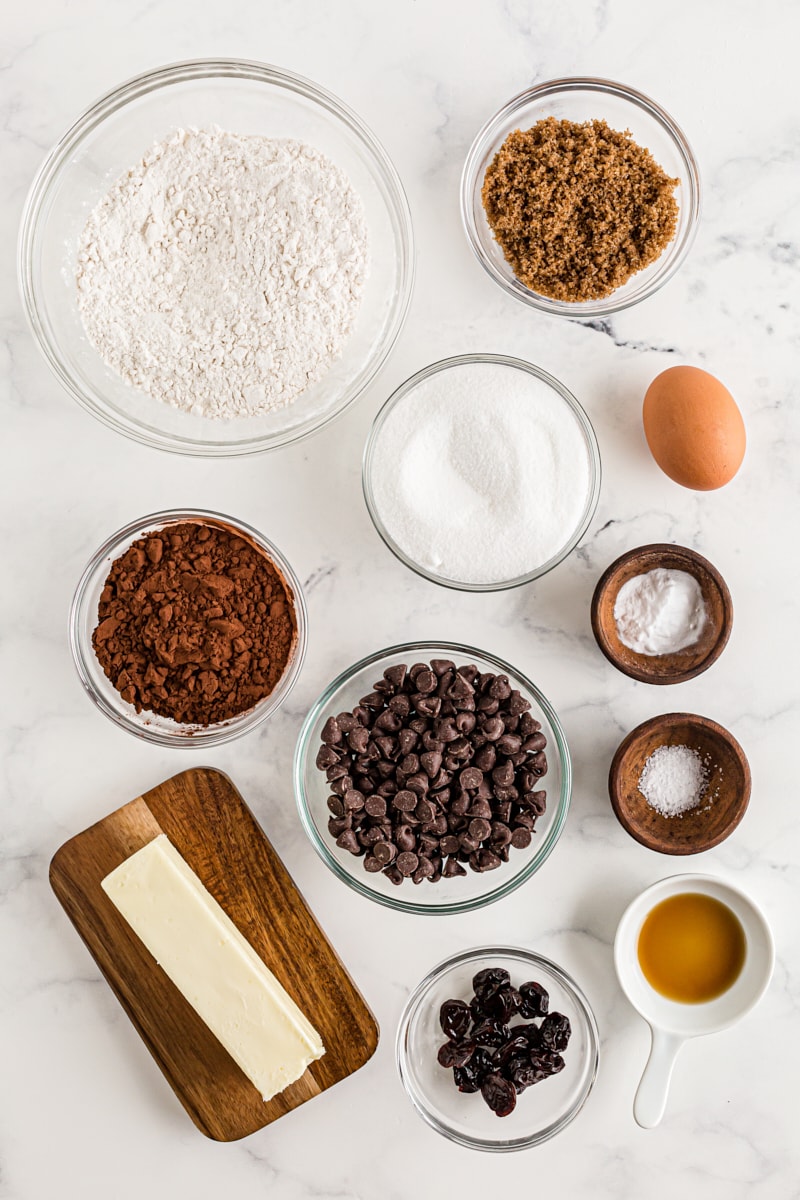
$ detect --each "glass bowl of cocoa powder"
[69,509,307,746]
[461,77,700,318]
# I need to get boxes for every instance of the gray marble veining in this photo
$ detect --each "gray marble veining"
[1,1,799,1197]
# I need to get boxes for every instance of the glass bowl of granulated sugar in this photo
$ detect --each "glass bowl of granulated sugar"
[19,60,414,456]
[363,354,601,591]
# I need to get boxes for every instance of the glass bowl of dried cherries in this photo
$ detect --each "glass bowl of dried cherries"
[293,641,571,916]
[397,947,599,1150]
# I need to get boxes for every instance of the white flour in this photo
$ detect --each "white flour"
[369,362,592,585]
[76,127,368,418]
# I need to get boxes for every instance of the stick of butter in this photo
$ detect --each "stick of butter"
[101,834,324,1102]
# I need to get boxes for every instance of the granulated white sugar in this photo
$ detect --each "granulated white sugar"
[368,361,593,585]
[638,744,709,817]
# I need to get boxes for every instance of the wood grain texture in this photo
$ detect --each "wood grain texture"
[608,713,751,855]
[591,543,733,685]
[49,767,379,1141]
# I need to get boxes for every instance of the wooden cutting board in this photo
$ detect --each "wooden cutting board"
[49,767,379,1141]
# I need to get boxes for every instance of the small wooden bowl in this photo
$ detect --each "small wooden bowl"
[609,713,751,855]
[591,544,733,684]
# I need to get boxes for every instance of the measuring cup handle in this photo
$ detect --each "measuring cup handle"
[634,1027,684,1128]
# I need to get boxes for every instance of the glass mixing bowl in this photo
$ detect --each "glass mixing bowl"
[19,59,414,455]
[362,354,601,591]
[397,946,600,1150]
[461,77,700,319]
[69,508,307,746]
[293,641,571,915]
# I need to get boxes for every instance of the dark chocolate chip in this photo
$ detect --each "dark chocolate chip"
[420,750,443,778]
[470,848,502,872]
[373,841,397,865]
[468,817,491,842]
[343,789,366,811]
[488,675,512,700]
[395,824,417,853]
[321,716,342,745]
[335,829,362,855]
[459,766,483,790]
[443,856,467,878]
[415,798,435,823]
[383,664,407,689]
[316,745,340,769]
[392,789,417,812]
[396,851,419,877]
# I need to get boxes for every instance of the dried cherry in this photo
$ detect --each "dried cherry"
[481,1071,517,1117]
[485,984,522,1023]
[493,1033,531,1071]
[472,967,510,1004]
[453,1063,481,1093]
[540,1012,571,1052]
[470,1020,509,1047]
[518,980,549,1018]
[531,1049,565,1076]
[437,1039,475,1069]
[439,999,472,1040]
[436,969,571,1118]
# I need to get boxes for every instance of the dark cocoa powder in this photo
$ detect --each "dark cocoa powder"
[92,521,296,725]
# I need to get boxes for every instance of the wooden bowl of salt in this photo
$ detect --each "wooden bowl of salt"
[591,544,733,685]
[609,712,751,855]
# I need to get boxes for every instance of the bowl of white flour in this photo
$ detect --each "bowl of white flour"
[363,355,601,590]
[19,59,414,455]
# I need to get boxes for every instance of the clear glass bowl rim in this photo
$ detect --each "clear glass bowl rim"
[69,506,308,746]
[362,353,602,591]
[396,945,600,1150]
[18,57,415,457]
[293,640,572,915]
[460,75,701,319]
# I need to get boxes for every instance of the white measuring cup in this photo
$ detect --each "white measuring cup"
[614,873,774,1128]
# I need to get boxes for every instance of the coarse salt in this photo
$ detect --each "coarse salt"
[638,744,708,818]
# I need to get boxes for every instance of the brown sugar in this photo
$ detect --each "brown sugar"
[92,521,297,725]
[481,117,679,302]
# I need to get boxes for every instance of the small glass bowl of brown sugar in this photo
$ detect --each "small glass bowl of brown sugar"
[69,509,307,746]
[461,77,700,318]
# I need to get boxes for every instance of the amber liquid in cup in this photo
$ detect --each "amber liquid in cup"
[637,893,746,1003]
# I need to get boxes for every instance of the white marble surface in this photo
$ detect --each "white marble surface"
[2,1,799,1196]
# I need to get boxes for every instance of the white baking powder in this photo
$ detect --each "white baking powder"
[614,568,707,656]
[369,362,592,585]
[76,127,368,418]
[638,744,709,817]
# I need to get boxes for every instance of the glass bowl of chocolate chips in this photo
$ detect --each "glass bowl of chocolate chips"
[397,947,599,1150]
[293,642,571,915]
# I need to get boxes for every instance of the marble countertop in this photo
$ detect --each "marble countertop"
[2,1,798,1196]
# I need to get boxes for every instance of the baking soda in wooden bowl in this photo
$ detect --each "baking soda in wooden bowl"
[363,355,600,590]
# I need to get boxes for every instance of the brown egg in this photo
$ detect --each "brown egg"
[643,366,746,491]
